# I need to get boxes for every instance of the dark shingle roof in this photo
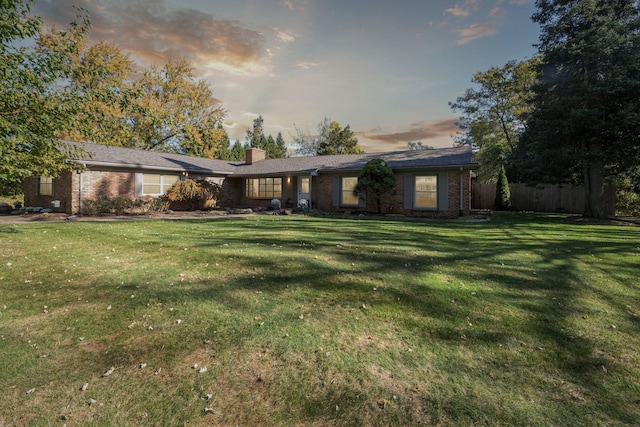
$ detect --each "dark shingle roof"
[232,146,474,176]
[64,141,237,174]
[63,141,474,176]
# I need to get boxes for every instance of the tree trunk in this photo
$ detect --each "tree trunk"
[583,140,607,219]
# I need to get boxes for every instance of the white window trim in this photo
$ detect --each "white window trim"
[141,174,179,196]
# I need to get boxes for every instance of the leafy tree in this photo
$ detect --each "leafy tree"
[130,58,227,155]
[616,167,640,216]
[407,141,433,150]
[292,124,318,156]
[292,118,363,156]
[264,135,276,157]
[495,165,512,210]
[273,132,287,158]
[1,0,88,194]
[450,58,538,182]
[316,117,363,155]
[517,0,640,218]
[36,33,138,147]
[246,115,265,148]
[355,159,396,214]
[165,178,222,210]
[245,116,286,159]
[181,124,230,159]
[206,124,233,159]
[36,22,228,159]
[259,133,288,159]
[224,141,247,161]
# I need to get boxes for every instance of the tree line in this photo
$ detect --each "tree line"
[451,0,640,218]
[0,0,364,194]
[4,0,638,218]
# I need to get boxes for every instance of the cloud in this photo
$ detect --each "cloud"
[456,22,499,44]
[33,0,276,77]
[274,29,297,43]
[445,0,479,17]
[283,0,295,11]
[294,61,319,71]
[446,7,471,17]
[282,0,308,11]
[489,7,507,19]
[359,118,459,146]
[455,7,506,44]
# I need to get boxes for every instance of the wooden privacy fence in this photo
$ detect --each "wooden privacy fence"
[472,183,616,215]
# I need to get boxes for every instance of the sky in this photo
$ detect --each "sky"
[32,0,540,153]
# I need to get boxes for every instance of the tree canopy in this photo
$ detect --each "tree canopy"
[245,115,287,159]
[355,158,396,214]
[407,141,433,151]
[451,0,640,217]
[36,19,228,158]
[291,125,317,157]
[450,58,538,182]
[515,0,640,218]
[127,58,227,156]
[36,30,138,148]
[293,117,363,156]
[317,118,363,155]
[1,0,88,194]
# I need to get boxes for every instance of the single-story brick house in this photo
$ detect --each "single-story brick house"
[24,141,476,217]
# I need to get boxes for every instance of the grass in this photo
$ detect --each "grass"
[0,213,638,426]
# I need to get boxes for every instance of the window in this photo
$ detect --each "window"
[414,175,437,208]
[245,177,282,198]
[38,176,54,196]
[142,174,179,195]
[341,177,359,205]
[300,177,310,194]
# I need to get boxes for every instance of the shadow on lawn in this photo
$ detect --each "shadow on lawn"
[75,215,640,425]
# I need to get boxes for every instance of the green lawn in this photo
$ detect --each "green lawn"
[0,213,638,426]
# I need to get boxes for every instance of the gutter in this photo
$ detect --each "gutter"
[460,168,464,216]
[317,164,478,174]
[77,161,234,176]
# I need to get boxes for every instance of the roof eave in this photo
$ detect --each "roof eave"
[319,163,477,174]
[78,160,234,175]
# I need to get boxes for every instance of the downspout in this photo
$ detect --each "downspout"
[460,168,464,216]
[308,172,313,209]
[78,170,83,215]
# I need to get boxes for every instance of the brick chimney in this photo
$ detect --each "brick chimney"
[245,147,266,165]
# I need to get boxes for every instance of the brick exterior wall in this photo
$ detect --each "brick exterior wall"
[315,175,334,212]
[23,172,74,214]
[24,167,472,217]
[314,170,472,218]
[245,148,266,165]
[221,178,241,208]
[81,170,136,201]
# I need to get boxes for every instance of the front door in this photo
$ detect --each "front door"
[297,176,310,208]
